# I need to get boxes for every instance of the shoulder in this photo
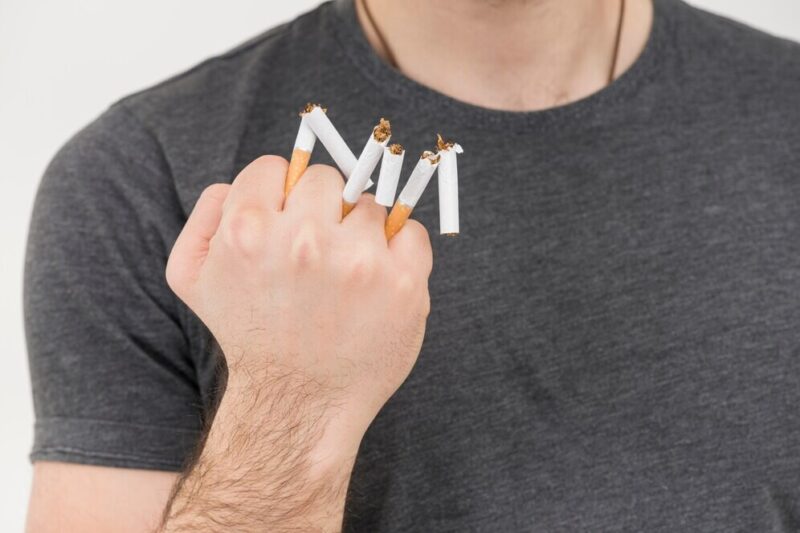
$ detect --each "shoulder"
[117,3,331,129]
[69,2,338,210]
[667,0,800,102]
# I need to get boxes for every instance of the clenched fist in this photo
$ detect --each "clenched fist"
[161,155,433,531]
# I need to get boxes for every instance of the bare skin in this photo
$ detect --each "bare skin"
[26,1,653,531]
[27,464,175,533]
[357,0,653,110]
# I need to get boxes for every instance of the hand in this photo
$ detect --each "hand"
[162,156,432,531]
[168,154,432,425]
[164,156,432,531]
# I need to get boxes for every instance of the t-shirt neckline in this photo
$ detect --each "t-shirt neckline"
[327,0,674,132]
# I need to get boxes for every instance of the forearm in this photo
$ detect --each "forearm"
[159,369,361,533]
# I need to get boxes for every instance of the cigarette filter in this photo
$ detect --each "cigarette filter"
[385,151,440,240]
[436,134,464,235]
[342,118,391,217]
[284,104,319,196]
[375,143,405,207]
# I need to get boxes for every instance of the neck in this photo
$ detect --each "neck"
[356,0,653,111]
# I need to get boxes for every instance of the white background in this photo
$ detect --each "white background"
[1,0,798,529]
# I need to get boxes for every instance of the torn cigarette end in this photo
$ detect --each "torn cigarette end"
[384,150,439,239]
[285,147,312,195]
[436,133,454,152]
[422,150,440,165]
[373,118,392,142]
[301,102,326,116]
[375,143,405,207]
[385,202,413,240]
[306,105,359,178]
[436,137,462,235]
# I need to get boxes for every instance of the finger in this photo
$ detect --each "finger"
[166,183,231,301]
[223,155,287,214]
[341,193,388,245]
[388,218,433,277]
[284,164,345,223]
[344,193,387,223]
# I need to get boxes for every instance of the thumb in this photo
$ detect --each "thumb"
[166,183,231,305]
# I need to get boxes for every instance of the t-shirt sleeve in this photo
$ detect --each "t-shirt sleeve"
[25,103,204,471]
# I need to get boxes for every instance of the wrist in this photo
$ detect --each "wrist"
[162,371,364,531]
[222,355,378,443]
[214,366,367,476]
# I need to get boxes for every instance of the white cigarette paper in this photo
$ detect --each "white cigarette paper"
[398,152,440,208]
[305,105,373,188]
[436,137,463,235]
[342,119,391,206]
[294,113,317,152]
[305,106,358,178]
[384,151,440,240]
[375,144,405,207]
[284,106,320,195]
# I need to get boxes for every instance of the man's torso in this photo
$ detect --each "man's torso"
[29,0,800,530]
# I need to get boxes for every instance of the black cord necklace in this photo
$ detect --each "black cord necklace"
[359,0,627,87]
[358,0,398,69]
[609,0,626,84]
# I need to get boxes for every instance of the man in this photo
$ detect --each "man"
[24,0,800,530]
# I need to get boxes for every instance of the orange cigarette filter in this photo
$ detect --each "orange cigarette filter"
[284,103,321,196]
[385,202,414,240]
[342,198,357,218]
[384,150,440,240]
[285,148,311,196]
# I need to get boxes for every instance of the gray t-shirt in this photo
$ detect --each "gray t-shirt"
[25,0,800,530]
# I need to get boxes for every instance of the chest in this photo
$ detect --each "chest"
[402,138,800,455]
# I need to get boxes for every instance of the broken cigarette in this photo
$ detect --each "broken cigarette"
[342,118,391,217]
[284,103,319,196]
[436,134,463,235]
[304,104,375,191]
[385,151,440,240]
[305,104,358,179]
[375,143,405,207]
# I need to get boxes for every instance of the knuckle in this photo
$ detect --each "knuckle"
[405,220,432,246]
[222,207,266,255]
[304,164,345,190]
[358,193,377,204]
[394,272,418,295]
[357,194,386,217]
[340,248,381,284]
[233,156,288,189]
[250,154,289,173]
[200,183,230,203]
[289,220,323,269]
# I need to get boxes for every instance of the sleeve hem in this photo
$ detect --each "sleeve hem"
[31,417,202,472]
[30,449,186,472]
